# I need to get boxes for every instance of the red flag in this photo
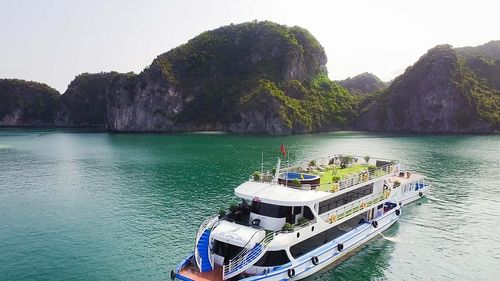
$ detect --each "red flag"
[280,144,287,158]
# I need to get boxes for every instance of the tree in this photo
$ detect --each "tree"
[364,155,370,165]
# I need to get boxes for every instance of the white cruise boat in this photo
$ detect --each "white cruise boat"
[172,155,430,281]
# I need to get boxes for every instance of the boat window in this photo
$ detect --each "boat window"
[318,184,374,215]
[251,202,291,218]
[254,250,290,267]
[290,214,367,258]
[212,240,244,264]
[303,206,315,220]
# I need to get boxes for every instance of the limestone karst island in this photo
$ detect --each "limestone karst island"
[1,1,499,281]
[2,21,499,134]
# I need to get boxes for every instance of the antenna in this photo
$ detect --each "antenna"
[260,149,264,182]
[273,158,281,182]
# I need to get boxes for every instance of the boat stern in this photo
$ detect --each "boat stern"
[172,253,225,281]
[172,254,195,281]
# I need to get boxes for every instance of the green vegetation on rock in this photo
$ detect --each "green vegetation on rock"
[56,72,125,126]
[107,21,357,133]
[1,22,498,134]
[355,44,500,132]
[338,72,387,96]
[0,79,59,125]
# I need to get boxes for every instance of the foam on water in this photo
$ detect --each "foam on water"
[379,232,406,243]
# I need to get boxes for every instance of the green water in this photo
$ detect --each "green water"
[1,129,499,281]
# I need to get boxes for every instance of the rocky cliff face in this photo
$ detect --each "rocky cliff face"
[355,45,495,133]
[1,23,497,134]
[338,72,387,96]
[107,21,355,134]
[0,79,59,126]
[55,72,125,126]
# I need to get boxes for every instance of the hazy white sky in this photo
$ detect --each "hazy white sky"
[1,0,499,92]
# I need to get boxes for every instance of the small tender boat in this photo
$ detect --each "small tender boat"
[172,154,430,280]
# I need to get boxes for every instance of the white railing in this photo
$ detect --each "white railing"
[277,218,317,234]
[252,154,397,194]
[194,215,219,272]
[222,231,276,280]
[332,163,395,192]
[287,163,395,193]
[320,190,390,224]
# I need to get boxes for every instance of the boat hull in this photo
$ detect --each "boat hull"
[174,206,400,281]
[400,184,430,206]
[240,206,400,281]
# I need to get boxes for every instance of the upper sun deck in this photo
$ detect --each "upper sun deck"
[234,181,331,206]
[237,155,400,206]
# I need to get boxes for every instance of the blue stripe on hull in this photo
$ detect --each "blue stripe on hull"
[240,208,400,281]
[174,254,195,281]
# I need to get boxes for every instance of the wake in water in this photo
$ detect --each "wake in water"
[425,194,446,204]
[379,232,406,243]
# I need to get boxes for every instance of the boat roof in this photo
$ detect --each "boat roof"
[234,181,330,206]
[389,172,425,185]
[211,220,264,247]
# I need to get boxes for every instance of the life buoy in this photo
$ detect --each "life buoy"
[384,190,390,199]
[337,243,344,252]
[360,201,367,209]
[396,209,401,216]
[332,182,340,192]
[311,256,319,265]
[328,214,337,223]
[362,173,369,182]
[419,192,423,197]
[170,270,176,280]
[287,268,296,278]
[372,220,378,228]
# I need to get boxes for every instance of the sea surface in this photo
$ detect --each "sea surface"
[1,129,499,281]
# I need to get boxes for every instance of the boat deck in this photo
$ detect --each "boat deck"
[389,172,424,185]
[179,265,223,281]
[313,164,384,191]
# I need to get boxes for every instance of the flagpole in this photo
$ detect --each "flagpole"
[280,143,288,187]
[287,151,289,187]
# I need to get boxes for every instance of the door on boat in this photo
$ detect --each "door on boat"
[374,204,384,218]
